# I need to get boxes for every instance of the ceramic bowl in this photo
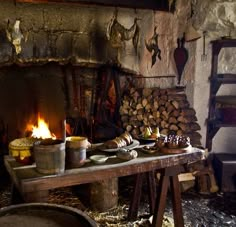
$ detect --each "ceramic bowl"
[89,155,108,164]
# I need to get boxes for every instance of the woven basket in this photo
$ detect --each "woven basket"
[9,137,38,164]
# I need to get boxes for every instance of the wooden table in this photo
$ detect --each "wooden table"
[4,147,204,227]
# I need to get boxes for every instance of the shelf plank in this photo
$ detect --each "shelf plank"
[210,74,236,83]
[215,96,236,106]
[211,39,236,47]
[207,119,236,127]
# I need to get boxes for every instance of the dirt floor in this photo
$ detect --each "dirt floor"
[0,173,236,227]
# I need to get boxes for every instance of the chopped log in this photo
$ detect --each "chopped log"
[149,118,157,126]
[142,88,153,97]
[137,108,144,115]
[160,128,169,135]
[131,127,140,137]
[177,115,197,123]
[119,106,129,115]
[129,109,134,116]
[121,115,129,122]
[178,123,191,132]
[161,120,169,129]
[153,89,160,97]
[160,95,168,101]
[159,99,166,106]
[129,115,137,122]
[145,103,152,111]
[166,102,175,113]
[184,131,202,140]
[176,129,183,135]
[178,100,190,109]
[180,108,196,116]
[136,103,143,110]
[142,98,148,107]
[160,89,167,95]
[126,125,133,132]
[169,109,180,117]
[168,94,187,101]
[147,95,153,103]
[169,124,179,131]
[171,100,179,109]
[159,106,166,113]
[137,114,143,121]
[161,110,169,119]
[183,115,198,122]
[168,116,178,124]
[153,100,159,109]
[166,87,185,94]
[190,123,201,131]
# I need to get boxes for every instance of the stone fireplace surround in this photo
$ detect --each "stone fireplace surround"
[0,1,188,142]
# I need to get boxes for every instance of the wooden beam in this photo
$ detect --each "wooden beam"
[15,0,175,12]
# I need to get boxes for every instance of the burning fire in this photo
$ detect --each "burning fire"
[27,114,56,139]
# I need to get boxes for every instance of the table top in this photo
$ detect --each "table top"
[4,147,204,193]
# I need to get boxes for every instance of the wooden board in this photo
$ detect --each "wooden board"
[15,0,175,12]
[160,145,192,154]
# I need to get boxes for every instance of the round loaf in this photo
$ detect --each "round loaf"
[116,149,138,160]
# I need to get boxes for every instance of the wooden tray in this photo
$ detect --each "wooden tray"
[160,145,192,154]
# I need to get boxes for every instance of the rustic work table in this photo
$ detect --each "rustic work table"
[4,147,204,227]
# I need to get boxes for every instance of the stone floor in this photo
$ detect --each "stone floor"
[0,173,236,227]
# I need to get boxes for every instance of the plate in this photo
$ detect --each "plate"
[99,139,140,153]
[139,145,159,154]
[137,134,166,144]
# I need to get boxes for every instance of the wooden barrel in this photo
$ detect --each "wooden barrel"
[33,139,65,174]
[66,136,89,168]
[0,203,97,227]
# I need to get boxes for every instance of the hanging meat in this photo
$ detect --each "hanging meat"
[145,26,162,67]
[106,14,139,53]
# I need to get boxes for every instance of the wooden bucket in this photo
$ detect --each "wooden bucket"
[0,203,97,227]
[66,136,89,168]
[33,139,65,174]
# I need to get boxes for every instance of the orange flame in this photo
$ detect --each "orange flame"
[27,115,56,139]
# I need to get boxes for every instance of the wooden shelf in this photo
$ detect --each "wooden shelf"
[210,74,236,94]
[206,39,236,151]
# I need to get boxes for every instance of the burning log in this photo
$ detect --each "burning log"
[119,87,201,146]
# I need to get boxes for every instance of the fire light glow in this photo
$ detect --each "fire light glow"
[28,115,56,139]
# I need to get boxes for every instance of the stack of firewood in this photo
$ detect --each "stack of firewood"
[119,87,202,146]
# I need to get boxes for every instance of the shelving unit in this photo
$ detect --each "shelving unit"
[206,39,236,151]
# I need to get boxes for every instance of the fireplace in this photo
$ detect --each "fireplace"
[0,1,204,177]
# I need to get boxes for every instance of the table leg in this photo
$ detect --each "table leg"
[23,190,49,203]
[11,183,49,203]
[10,183,24,204]
[170,175,184,227]
[152,175,169,227]
[146,170,157,214]
[152,166,184,227]
[127,173,144,221]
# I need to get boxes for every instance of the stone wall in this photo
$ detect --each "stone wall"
[0,0,194,88]
[192,0,236,152]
